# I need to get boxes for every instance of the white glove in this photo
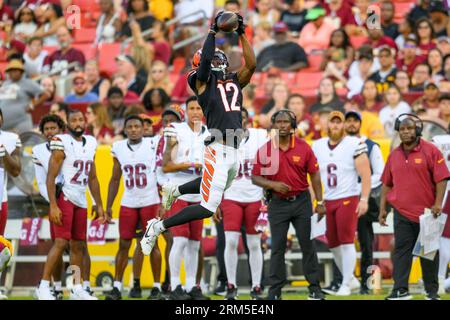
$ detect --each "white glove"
[0,145,6,158]
[163,127,177,139]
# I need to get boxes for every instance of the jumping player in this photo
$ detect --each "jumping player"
[220,107,268,300]
[141,12,256,256]
[105,115,162,300]
[312,111,371,296]
[36,109,106,300]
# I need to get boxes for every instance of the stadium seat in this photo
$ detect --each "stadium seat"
[394,2,414,24]
[304,54,323,72]
[98,43,121,76]
[72,43,97,60]
[296,71,323,90]
[280,72,297,88]
[74,28,97,44]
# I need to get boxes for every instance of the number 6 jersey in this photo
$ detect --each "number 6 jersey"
[111,137,160,208]
[50,134,98,208]
[312,136,368,200]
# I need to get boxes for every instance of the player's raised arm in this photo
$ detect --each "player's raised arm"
[236,14,256,88]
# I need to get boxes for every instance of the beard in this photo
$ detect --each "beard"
[68,126,84,137]
[328,129,344,141]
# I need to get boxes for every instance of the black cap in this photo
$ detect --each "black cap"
[430,1,448,15]
[107,86,124,98]
[345,110,362,122]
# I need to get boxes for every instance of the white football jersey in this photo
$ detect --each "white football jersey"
[111,137,160,208]
[32,142,64,202]
[50,134,97,208]
[159,122,209,203]
[224,128,268,202]
[432,134,450,193]
[0,130,22,203]
[312,136,368,200]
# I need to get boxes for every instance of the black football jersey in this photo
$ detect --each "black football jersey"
[188,70,243,147]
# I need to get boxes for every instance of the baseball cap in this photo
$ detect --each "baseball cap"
[273,21,288,33]
[139,113,153,124]
[162,105,184,122]
[328,111,345,122]
[115,54,136,66]
[4,39,26,54]
[425,81,438,89]
[345,110,362,121]
[437,36,450,44]
[5,59,25,72]
[107,86,123,98]
[430,1,448,15]
[305,6,326,21]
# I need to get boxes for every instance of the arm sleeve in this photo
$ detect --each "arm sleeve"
[430,146,450,184]
[370,144,385,187]
[196,32,216,82]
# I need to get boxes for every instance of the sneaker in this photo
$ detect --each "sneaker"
[148,287,165,300]
[168,285,191,300]
[225,284,238,300]
[53,290,64,300]
[128,286,142,299]
[322,283,340,295]
[308,286,325,300]
[35,287,55,300]
[85,287,94,296]
[335,284,351,296]
[214,281,227,296]
[161,184,178,210]
[425,292,441,300]
[349,277,361,291]
[105,287,122,300]
[141,218,161,256]
[359,286,370,295]
[188,286,211,300]
[385,289,413,300]
[161,283,171,299]
[250,286,263,300]
[70,288,98,300]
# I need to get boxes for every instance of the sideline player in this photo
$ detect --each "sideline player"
[0,108,22,300]
[36,109,106,300]
[432,133,450,293]
[105,115,163,300]
[161,97,210,300]
[141,11,256,256]
[312,111,371,296]
[219,107,267,300]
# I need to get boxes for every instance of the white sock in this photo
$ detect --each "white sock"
[330,245,343,274]
[185,240,200,291]
[224,231,240,286]
[169,237,188,288]
[341,244,357,287]
[155,221,166,233]
[83,281,90,290]
[438,237,450,280]
[174,186,181,197]
[54,281,62,291]
[39,280,50,289]
[153,282,161,290]
[73,284,83,292]
[113,281,122,291]
[246,234,263,288]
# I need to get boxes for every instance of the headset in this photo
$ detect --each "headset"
[271,109,297,129]
[394,113,423,137]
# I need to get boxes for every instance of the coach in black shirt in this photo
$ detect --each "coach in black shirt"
[256,22,308,72]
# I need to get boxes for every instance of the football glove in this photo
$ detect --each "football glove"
[236,13,246,35]
[210,11,224,33]
[163,126,177,139]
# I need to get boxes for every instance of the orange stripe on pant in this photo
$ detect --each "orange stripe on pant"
[201,158,215,203]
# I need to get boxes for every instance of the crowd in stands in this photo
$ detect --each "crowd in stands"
[0,0,448,143]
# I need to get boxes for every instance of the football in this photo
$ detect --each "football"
[217,11,239,33]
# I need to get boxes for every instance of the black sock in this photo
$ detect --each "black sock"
[178,177,202,195]
[134,278,140,288]
[163,204,213,229]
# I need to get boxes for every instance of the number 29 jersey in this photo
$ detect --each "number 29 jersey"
[50,134,98,208]
[312,136,368,201]
[188,70,243,137]
[111,138,160,208]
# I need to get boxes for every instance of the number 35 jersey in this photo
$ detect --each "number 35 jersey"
[224,128,269,203]
[50,134,98,208]
[111,138,160,208]
[312,136,368,201]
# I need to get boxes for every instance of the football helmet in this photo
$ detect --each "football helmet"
[191,48,229,72]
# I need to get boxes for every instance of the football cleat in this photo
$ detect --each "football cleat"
[349,276,361,291]
[321,283,340,295]
[161,184,178,210]
[214,281,227,296]
[425,292,441,300]
[105,287,122,300]
[335,284,351,296]
[141,218,161,256]
[168,285,191,300]
[148,287,165,300]
[53,289,64,300]
[69,288,98,300]
[308,287,325,301]
[250,286,263,300]
[129,286,142,299]
[385,289,413,300]
[188,286,210,300]
[225,284,238,300]
[35,287,56,300]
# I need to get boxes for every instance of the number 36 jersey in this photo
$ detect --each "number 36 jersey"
[50,134,98,208]
[312,136,368,201]
[224,128,269,203]
[111,138,160,208]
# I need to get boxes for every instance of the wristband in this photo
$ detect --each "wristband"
[360,197,368,202]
